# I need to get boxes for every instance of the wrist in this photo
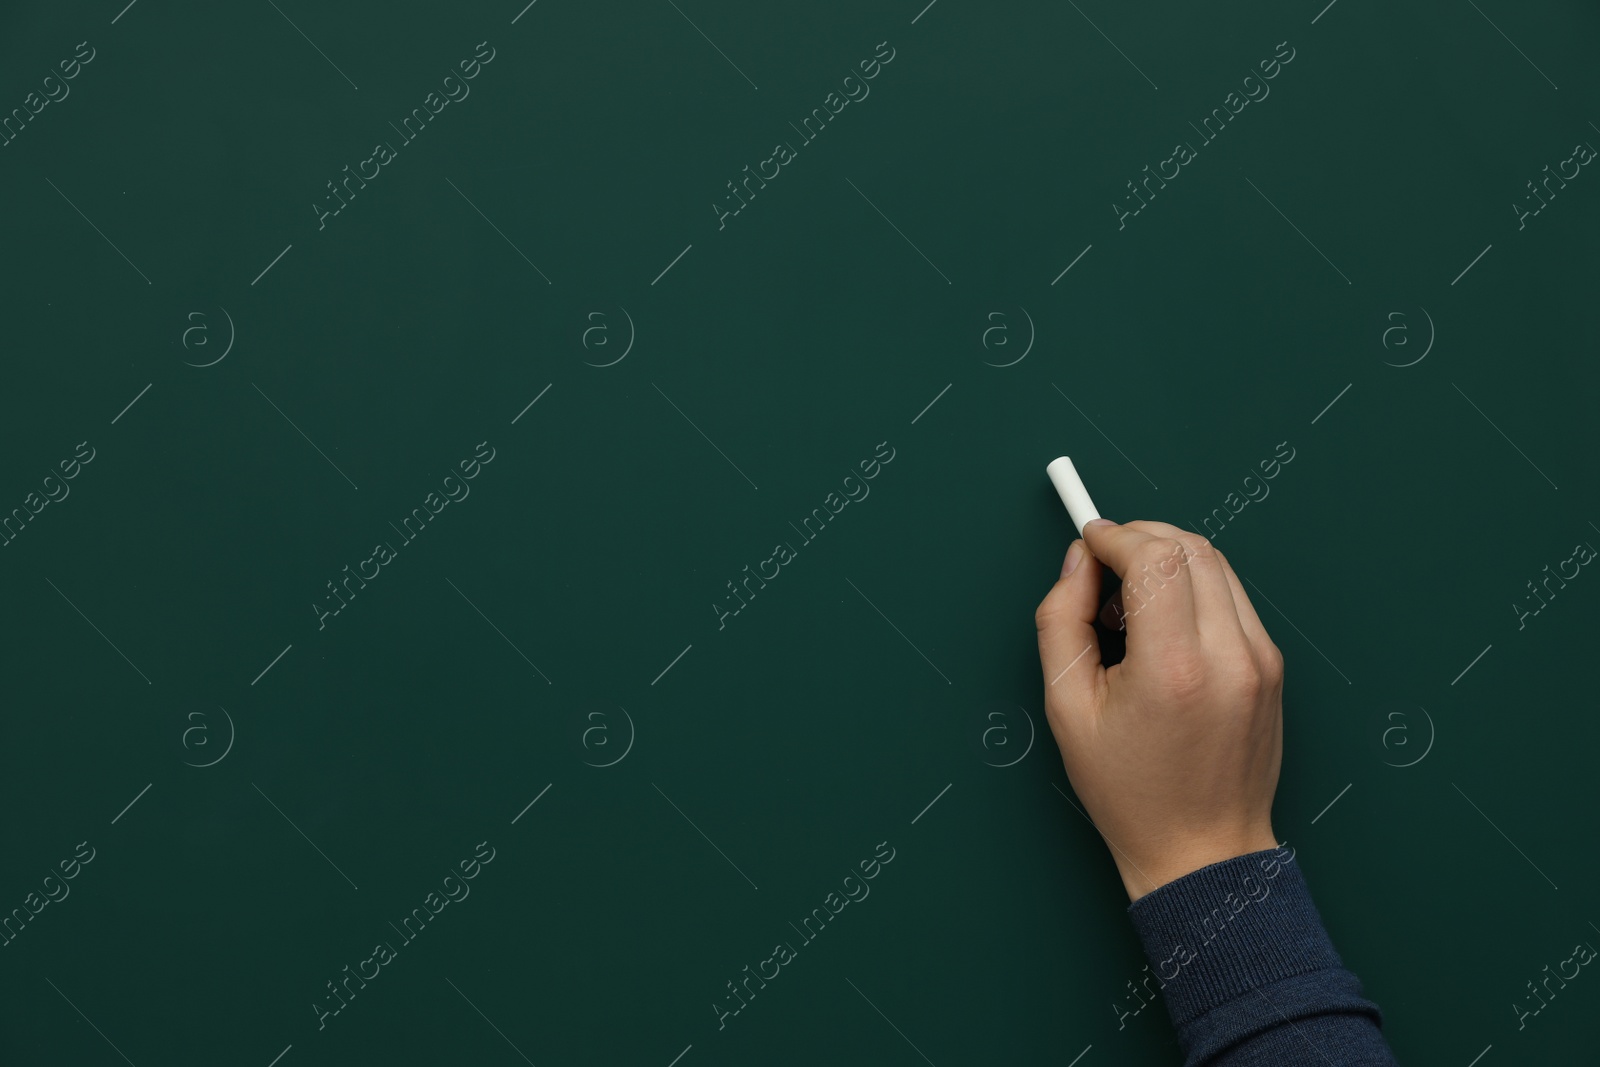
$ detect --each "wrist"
[1117,824,1280,902]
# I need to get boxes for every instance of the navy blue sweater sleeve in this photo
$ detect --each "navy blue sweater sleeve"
[1125,846,1397,1065]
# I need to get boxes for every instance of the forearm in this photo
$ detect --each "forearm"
[1126,846,1397,1066]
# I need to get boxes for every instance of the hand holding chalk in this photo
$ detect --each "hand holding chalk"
[1034,510,1286,902]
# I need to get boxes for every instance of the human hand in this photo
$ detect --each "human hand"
[1035,520,1284,901]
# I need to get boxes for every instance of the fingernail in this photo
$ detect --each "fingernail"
[1084,518,1116,528]
[1062,540,1085,578]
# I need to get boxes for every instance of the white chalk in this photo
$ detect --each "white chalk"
[1046,456,1100,535]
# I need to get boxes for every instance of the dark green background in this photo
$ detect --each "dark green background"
[1,0,1596,1063]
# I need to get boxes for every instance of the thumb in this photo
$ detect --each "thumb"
[1035,540,1106,710]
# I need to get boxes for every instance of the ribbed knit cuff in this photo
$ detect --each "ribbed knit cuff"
[1126,847,1379,1031]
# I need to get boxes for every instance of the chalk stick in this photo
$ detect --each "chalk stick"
[1046,456,1100,536]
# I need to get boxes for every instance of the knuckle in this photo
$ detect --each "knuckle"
[1132,537,1187,574]
[1190,649,1260,705]
[1234,659,1266,701]
[1173,530,1216,561]
[1225,645,1283,701]
[1261,642,1286,683]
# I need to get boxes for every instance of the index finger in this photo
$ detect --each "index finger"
[1120,520,1249,648]
[1081,520,1199,656]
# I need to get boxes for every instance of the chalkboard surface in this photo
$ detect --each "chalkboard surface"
[2,0,1597,1064]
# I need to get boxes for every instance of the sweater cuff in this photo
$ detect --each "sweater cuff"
[1125,846,1379,1034]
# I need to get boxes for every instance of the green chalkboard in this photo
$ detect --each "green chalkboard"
[2,0,1598,1063]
